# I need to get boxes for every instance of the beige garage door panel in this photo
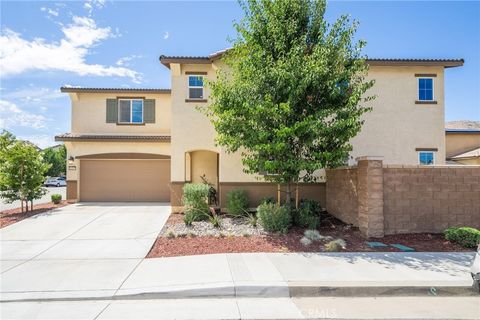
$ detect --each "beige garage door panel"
[80,160,170,202]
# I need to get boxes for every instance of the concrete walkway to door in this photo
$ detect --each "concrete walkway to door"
[1,203,170,301]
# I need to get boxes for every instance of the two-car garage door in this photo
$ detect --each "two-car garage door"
[80,159,170,202]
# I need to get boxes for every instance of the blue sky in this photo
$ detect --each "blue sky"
[1,0,479,148]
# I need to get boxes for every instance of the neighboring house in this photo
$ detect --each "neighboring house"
[56,52,463,207]
[445,129,480,165]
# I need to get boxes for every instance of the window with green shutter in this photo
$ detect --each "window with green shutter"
[106,99,118,123]
[144,99,156,123]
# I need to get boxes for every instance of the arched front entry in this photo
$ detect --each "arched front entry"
[185,150,219,200]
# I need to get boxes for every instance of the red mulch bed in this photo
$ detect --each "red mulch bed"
[147,212,469,258]
[1,201,71,228]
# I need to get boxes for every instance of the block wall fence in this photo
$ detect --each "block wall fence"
[326,157,480,237]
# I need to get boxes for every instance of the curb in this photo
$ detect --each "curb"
[288,285,478,297]
[1,283,477,302]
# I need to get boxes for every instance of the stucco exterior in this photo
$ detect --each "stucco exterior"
[57,53,462,202]
[350,66,446,165]
[69,92,171,135]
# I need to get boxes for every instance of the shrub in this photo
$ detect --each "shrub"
[209,214,222,228]
[294,199,321,229]
[260,197,275,205]
[304,229,322,241]
[183,183,209,222]
[226,189,249,216]
[300,237,312,246]
[245,213,258,227]
[444,227,480,248]
[257,202,291,234]
[51,194,62,204]
[324,239,346,252]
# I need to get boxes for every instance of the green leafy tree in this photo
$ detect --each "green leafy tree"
[0,130,16,159]
[0,139,50,212]
[205,0,375,204]
[43,145,66,177]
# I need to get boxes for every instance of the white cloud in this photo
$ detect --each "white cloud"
[0,16,141,83]
[17,134,56,149]
[41,7,59,17]
[2,87,63,102]
[116,54,142,67]
[163,31,170,40]
[84,0,106,15]
[0,100,47,130]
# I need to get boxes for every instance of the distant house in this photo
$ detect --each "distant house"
[445,129,480,165]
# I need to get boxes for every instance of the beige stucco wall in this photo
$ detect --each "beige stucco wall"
[70,92,171,135]
[350,66,445,165]
[171,63,447,184]
[445,132,480,157]
[189,150,218,186]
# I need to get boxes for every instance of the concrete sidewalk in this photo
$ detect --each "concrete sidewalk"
[1,252,476,302]
[2,297,479,320]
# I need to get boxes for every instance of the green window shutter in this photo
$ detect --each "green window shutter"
[106,99,118,123]
[144,99,156,123]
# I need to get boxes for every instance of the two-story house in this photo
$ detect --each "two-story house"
[56,52,463,208]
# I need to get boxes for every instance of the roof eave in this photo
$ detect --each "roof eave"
[55,135,171,143]
[60,87,171,94]
[159,53,464,69]
[366,59,464,68]
[159,55,212,69]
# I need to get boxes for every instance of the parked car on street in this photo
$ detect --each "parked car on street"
[44,176,67,187]
[471,244,480,292]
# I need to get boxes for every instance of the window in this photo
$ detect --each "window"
[419,152,435,165]
[188,75,204,99]
[118,99,143,124]
[418,78,434,101]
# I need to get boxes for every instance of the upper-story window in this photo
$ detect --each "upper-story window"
[188,75,204,99]
[118,99,143,124]
[418,151,435,165]
[418,78,434,101]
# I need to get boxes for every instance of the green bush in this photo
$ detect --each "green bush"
[260,196,275,205]
[182,183,209,222]
[294,199,321,229]
[444,227,480,248]
[226,189,249,216]
[257,202,291,234]
[51,194,62,204]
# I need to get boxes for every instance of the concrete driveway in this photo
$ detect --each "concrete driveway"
[0,203,170,300]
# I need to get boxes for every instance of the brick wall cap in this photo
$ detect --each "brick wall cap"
[356,156,384,162]
[382,164,480,169]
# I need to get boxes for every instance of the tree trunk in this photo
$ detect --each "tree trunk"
[295,183,299,209]
[277,184,281,206]
[21,199,24,213]
[30,200,33,211]
[285,183,292,205]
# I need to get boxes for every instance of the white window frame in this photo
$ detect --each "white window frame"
[118,99,144,124]
[418,151,435,165]
[188,75,204,99]
[417,77,435,101]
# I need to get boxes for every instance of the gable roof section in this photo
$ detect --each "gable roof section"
[60,87,171,94]
[445,128,480,134]
[450,147,480,160]
[159,50,464,69]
